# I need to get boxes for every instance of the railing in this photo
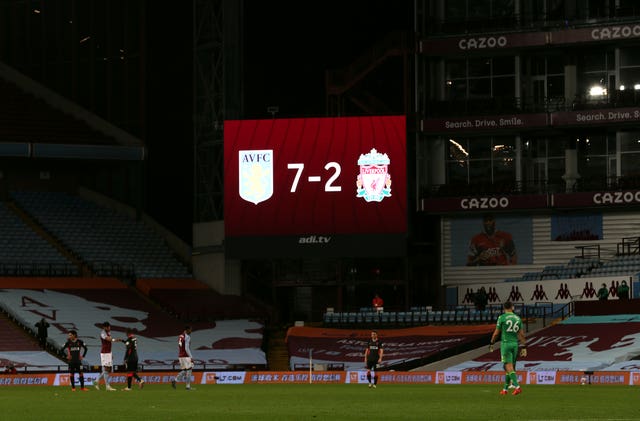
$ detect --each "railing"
[323,304,504,328]
[425,90,640,118]
[326,30,410,94]
[4,362,268,373]
[421,175,640,201]
[87,260,136,279]
[617,237,640,255]
[0,261,79,276]
[575,245,601,260]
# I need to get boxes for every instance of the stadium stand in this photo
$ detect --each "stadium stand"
[136,278,268,321]
[0,313,41,352]
[286,324,494,371]
[0,201,76,276]
[446,314,640,372]
[10,190,191,279]
[322,304,506,328]
[0,277,267,370]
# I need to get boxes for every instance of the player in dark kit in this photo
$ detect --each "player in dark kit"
[63,330,88,391]
[364,331,383,388]
[122,328,144,391]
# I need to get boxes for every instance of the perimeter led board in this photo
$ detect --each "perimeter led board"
[223,116,407,258]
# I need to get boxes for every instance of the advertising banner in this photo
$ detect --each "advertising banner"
[421,114,547,133]
[553,190,640,208]
[552,108,640,126]
[421,194,548,213]
[0,370,637,386]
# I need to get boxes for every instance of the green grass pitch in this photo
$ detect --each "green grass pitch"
[1,383,638,420]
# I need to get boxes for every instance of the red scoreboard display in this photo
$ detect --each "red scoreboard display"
[223,116,407,258]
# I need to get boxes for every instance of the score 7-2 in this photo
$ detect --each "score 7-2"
[287,162,342,192]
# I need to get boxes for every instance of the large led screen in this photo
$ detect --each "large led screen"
[224,116,407,258]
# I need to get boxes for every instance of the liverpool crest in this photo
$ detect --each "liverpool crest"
[239,149,273,205]
[356,148,391,202]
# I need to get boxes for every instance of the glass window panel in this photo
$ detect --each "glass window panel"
[607,50,615,71]
[621,152,640,176]
[493,137,516,184]
[468,137,492,159]
[547,0,566,21]
[547,75,565,98]
[524,0,546,23]
[580,155,607,179]
[492,56,515,75]
[468,0,491,19]
[448,138,469,161]
[469,160,492,181]
[619,132,640,152]
[447,160,469,184]
[444,0,466,20]
[548,138,567,157]
[493,0,515,18]
[446,59,467,79]
[447,81,467,100]
[620,48,640,67]
[493,76,515,97]
[586,0,608,18]
[548,157,566,187]
[468,78,491,97]
[531,56,546,76]
[493,157,515,184]
[582,52,607,72]
[492,138,516,159]
[581,134,607,155]
[580,72,607,96]
[468,58,491,77]
[608,134,617,153]
[522,138,545,159]
[619,68,640,89]
[547,56,565,75]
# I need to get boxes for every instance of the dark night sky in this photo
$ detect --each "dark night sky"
[146,2,411,242]
[244,1,412,118]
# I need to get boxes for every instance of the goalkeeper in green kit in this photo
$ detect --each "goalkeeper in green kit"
[489,301,526,396]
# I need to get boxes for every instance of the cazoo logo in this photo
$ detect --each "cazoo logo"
[458,36,507,50]
[591,25,640,40]
[460,197,509,209]
[593,191,640,204]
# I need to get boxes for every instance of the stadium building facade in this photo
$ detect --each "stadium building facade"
[415,0,640,305]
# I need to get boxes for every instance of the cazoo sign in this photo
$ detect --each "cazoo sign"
[460,197,509,209]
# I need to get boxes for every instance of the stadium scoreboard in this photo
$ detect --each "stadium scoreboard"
[223,116,407,258]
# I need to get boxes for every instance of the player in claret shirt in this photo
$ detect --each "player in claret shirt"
[364,330,383,388]
[63,330,88,391]
[171,326,195,390]
[122,328,144,391]
[94,322,118,391]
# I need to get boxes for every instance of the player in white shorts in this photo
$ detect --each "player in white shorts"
[95,322,118,391]
[171,326,194,390]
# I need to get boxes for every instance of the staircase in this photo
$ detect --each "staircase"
[0,311,42,352]
[325,30,411,115]
[267,327,290,371]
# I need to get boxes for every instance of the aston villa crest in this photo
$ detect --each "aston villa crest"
[239,149,273,205]
[356,148,391,202]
